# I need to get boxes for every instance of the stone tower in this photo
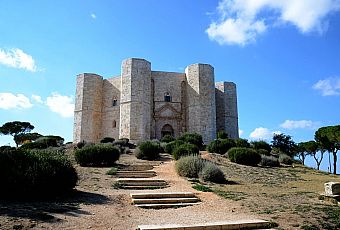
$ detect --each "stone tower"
[185,64,217,143]
[73,73,103,143]
[119,58,152,142]
[215,82,239,139]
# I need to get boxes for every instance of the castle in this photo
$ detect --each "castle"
[73,58,239,144]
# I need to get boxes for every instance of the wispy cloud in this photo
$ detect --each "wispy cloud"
[31,94,43,103]
[91,13,96,19]
[312,77,340,96]
[45,92,74,118]
[0,48,37,72]
[249,127,281,140]
[206,0,340,46]
[0,93,33,109]
[280,120,318,129]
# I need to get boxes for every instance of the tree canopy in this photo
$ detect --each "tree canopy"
[0,121,35,146]
[315,125,340,174]
[271,133,297,157]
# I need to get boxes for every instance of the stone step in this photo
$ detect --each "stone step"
[121,185,167,190]
[131,192,196,199]
[132,197,200,204]
[117,174,156,178]
[134,202,199,209]
[117,170,155,174]
[137,219,270,230]
[119,181,167,186]
[118,178,164,183]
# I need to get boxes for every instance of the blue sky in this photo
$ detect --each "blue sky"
[0,0,339,170]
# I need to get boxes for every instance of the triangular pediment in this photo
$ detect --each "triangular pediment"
[155,104,181,118]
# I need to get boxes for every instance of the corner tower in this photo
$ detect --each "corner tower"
[185,64,216,143]
[119,58,152,142]
[73,73,103,143]
[215,82,239,139]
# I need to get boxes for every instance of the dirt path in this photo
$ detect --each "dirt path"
[0,153,259,230]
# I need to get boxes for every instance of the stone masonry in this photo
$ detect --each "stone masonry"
[73,58,239,144]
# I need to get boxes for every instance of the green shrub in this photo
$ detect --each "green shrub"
[0,145,16,153]
[0,149,77,198]
[175,155,206,178]
[164,140,185,154]
[161,134,175,143]
[257,149,270,156]
[279,154,293,165]
[206,139,235,154]
[76,140,86,149]
[135,141,160,160]
[260,155,280,167]
[20,135,65,150]
[251,140,272,152]
[178,133,203,149]
[234,138,250,148]
[172,143,199,160]
[217,130,229,139]
[106,167,118,175]
[100,137,115,143]
[199,161,225,183]
[74,144,120,166]
[227,147,261,166]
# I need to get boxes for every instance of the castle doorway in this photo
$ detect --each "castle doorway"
[161,124,174,137]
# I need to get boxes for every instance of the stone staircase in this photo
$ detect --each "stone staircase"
[130,192,200,209]
[116,170,156,178]
[117,178,167,189]
[137,219,271,230]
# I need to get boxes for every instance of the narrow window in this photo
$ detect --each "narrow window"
[164,92,171,102]
[112,120,117,128]
[112,98,117,106]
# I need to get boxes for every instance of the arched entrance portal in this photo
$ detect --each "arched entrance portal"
[161,124,174,138]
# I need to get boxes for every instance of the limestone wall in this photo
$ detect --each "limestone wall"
[215,82,239,139]
[73,73,103,143]
[101,77,121,140]
[119,58,152,142]
[185,64,217,143]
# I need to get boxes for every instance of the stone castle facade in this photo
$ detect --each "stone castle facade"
[73,58,239,144]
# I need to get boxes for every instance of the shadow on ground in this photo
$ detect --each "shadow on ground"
[0,190,110,223]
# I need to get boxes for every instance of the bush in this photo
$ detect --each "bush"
[257,149,270,156]
[100,137,115,143]
[172,143,199,160]
[234,138,250,148]
[206,139,235,154]
[260,155,280,167]
[74,144,120,166]
[251,140,272,152]
[161,134,175,143]
[76,140,86,149]
[227,147,261,166]
[164,140,185,154]
[279,154,293,165]
[178,133,203,149]
[199,161,225,183]
[0,145,16,153]
[175,155,206,178]
[20,135,65,150]
[135,141,160,160]
[0,149,78,198]
[217,130,229,139]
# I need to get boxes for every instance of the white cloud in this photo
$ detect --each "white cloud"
[31,94,43,103]
[312,77,340,96]
[45,93,74,118]
[0,93,33,109]
[0,48,37,71]
[249,127,281,140]
[206,0,340,46]
[239,129,244,136]
[91,13,96,19]
[280,120,317,129]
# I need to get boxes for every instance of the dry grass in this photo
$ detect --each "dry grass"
[202,152,340,229]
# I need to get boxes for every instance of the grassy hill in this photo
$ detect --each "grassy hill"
[198,152,340,229]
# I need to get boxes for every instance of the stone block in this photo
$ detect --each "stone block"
[324,182,340,195]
